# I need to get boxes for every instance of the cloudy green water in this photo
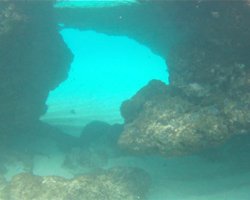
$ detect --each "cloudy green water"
[41,28,168,136]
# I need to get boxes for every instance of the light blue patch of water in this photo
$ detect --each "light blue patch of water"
[54,0,137,8]
[41,28,168,136]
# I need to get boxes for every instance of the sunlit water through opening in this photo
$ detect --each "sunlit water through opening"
[41,28,169,137]
[55,0,137,8]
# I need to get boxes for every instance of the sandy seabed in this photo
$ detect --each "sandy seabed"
[3,127,250,200]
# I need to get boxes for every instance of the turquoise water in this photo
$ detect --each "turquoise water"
[1,1,250,200]
[41,28,168,136]
[55,0,137,8]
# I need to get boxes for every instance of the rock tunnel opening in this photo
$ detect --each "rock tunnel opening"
[40,27,169,137]
[1,1,250,199]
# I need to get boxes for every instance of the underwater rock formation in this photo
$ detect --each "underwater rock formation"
[55,1,186,58]
[119,80,231,156]
[166,2,250,155]
[63,121,123,171]
[1,168,150,200]
[117,2,250,155]
[167,2,250,140]
[0,1,72,132]
[119,63,249,156]
[0,0,249,161]
[57,1,250,156]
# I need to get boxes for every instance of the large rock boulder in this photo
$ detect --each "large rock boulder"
[119,80,231,156]
[119,73,249,156]
[1,168,150,200]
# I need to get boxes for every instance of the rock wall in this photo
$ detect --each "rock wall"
[55,1,193,58]
[119,1,250,156]
[0,1,72,133]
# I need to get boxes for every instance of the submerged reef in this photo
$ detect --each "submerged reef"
[57,1,250,156]
[0,1,250,199]
[119,80,230,156]
[0,167,150,200]
[119,77,249,156]
[115,2,248,156]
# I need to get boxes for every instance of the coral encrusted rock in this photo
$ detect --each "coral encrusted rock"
[119,80,231,156]
[2,167,150,200]
[117,1,250,157]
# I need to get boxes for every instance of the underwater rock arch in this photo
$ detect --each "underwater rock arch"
[41,28,169,136]
[56,1,250,155]
[0,0,249,157]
